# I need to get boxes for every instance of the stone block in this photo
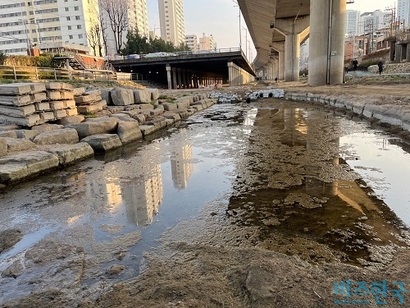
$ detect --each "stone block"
[176,100,190,110]
[147,88,160,100]
[0,95,33,107]
[4,137,37,152]
[111,88,134,106]
[77,100,106,114]
[133,89,151,103]
[0,138,7,157]
[49,101,65,110]
[39,112,56,122]
[162,103,178,111]
[163,111,181,121]
[81,134,122,152]
[15,130,40,140]
[0,104,36,118]
[73,87,86,96]
[54,109,68,119]
[150,108,164,116]
[35,102,51,111]
[66,108,78,117]
[0,130,18,138]
[45,82,73,91]
[74,90,102,105]
[33,128,79,145]
[138,104,154,110]
[0,151,59,184]
[0,114,41,127]
[139,125,159,136]
[31,124,64,133]
[111,113,137,122]
[175,96,193,105]
[69,117,118,138]
[44,142,94,165]
[117,120,142,144]
[100,89,113,105]
[58,115,85,126]
[28,93,49,105]
[0,83,33,96]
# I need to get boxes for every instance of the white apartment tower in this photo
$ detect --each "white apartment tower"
[101,0,149,57]
[346,10,360,36]
[199,33,215,51]
[398,0,410,29]
[185,34,198,51]
[0,0,100,55]
[158,0,185,47]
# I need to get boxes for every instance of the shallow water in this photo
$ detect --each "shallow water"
[1,99,409,302]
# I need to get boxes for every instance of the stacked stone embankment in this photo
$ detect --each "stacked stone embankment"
[0,82,78,127]
[0,84,215,186]
[284,91,410,133]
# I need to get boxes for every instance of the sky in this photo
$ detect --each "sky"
[146,0,399,60]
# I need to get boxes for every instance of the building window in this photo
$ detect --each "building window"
[69,35,73,39]
[65,7,69,11]
[66,16,70,21]
[75,16,80,20]
[68,25,71,30]
[78,34,83,38]
[74,6,79,11]
[77,25,81,29]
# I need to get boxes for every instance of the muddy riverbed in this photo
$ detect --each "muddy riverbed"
[1,98,410,307]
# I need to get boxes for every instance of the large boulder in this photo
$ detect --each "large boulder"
[69,117,118,138]
[0,151,59,184]
[44,142,94,165]
[31,124,64,133]
[117,120,142,144]
[58,115,85,126]
[81,134,122,152]
[100,89,113,105]
[111,88,134,106]
[33,128,79,145]
[133,89,151,103]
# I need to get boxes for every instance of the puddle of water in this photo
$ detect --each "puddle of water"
[340,132,410,226]
[227,100,410,266]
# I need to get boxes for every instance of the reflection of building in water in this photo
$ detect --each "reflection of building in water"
[123,164,163,226]
[87,176,123,214]
[171,144,193,189]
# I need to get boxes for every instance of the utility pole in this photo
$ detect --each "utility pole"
[233,1,242,51]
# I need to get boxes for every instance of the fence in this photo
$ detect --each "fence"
[0,65,117,81]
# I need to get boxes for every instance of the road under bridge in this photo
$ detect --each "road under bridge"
[238,0,348,85]
[110,49,255,89]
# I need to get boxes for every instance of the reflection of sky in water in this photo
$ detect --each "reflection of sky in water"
[341,132,410,226]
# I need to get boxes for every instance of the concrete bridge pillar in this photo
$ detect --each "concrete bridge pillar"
[172,67,177,89]
[278,51,285,80]
[166,64,172,90]
[309,0,346,86]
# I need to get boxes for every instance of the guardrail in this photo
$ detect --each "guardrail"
[0,65,116,81]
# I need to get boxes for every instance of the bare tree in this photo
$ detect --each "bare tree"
[99,0,129,54]
[87,23,100,56]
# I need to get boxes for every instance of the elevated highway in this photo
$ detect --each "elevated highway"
[110,49,255,89]
[238,0,347,85]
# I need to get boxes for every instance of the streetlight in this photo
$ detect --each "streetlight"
[232,0,242,50]
[242,26,248,59]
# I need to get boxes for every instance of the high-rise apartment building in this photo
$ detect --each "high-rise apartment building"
[0,0,100,55]
[185,34,198,51]
[398,0,410,28]
[101,0,149,57]
[199,33,215,51]
[158,0,185,47]
[346,10,360,35]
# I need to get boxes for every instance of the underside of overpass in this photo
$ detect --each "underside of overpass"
[238,0,347,85]
[110,51,255,89]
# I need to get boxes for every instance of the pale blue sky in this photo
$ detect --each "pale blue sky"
[146,0,398,58]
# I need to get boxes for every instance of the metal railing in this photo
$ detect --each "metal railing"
[0,65,117,81]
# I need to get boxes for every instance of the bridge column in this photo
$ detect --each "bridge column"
[278,52,285,80]
[176,68,182,89]
[166,64,172,90]
[172,67,177,89]
[309,0,346,85]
